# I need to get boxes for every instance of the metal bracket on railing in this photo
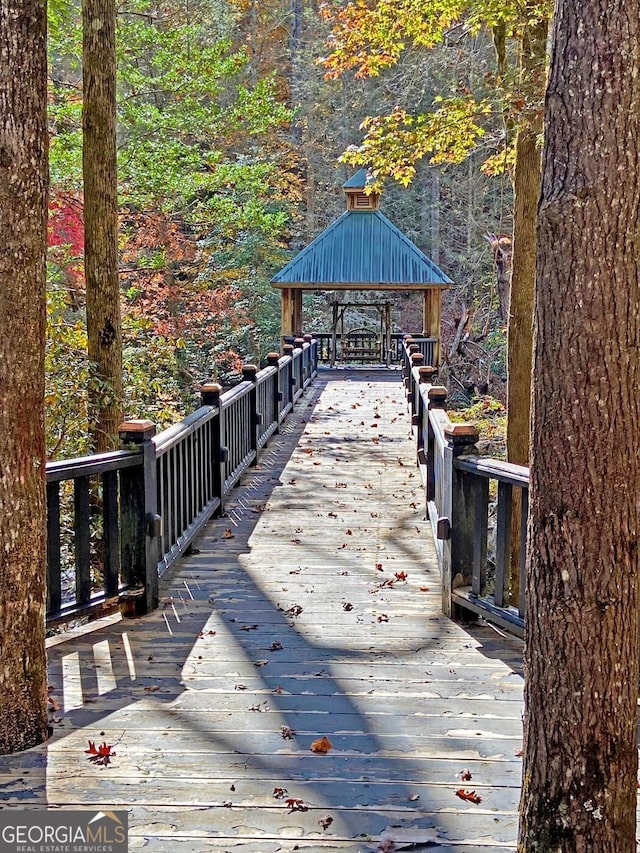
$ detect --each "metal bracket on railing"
[219,446,229,463]
[254,413,263,426]
[436,517,451,540]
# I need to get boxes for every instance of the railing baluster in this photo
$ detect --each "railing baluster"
[471,475,489,596]
[495,482,513,608]
[519,488,529,618]
[103,470,119,597]
[74,475,91,606]
[46,481,62,615]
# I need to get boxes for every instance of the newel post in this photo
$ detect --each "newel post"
[266,352,282,430]
[440,422,479,619]
[242,364,260,462]
[118,419,159,616]
[201,383,225,512]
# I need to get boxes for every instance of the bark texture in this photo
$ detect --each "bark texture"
[0,0,50,753]
[519,2,640,849]
[83,0,123,451]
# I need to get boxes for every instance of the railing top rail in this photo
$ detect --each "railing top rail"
[455,454,530,487]
[153,402,221,456]
[46,448,141,482]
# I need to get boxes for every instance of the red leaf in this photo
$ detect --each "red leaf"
[455,788,482,804]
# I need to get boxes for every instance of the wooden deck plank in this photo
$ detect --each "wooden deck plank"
[0,369,525,850]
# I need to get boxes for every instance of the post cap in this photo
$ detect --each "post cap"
[294,337,305,348]
[419,366,438,383]
[444,423,480,446]
[283,344,294,354]
[410,352,424,365]
[266,352,281,364]
[303,334,313,342]
[200,382,222,405]
[118,419,156,443]
[242,364,258,381]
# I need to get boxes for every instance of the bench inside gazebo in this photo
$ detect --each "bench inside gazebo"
[271,169,452,366]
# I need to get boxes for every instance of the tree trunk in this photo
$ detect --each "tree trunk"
[0,0,50,753]
[519,2,640,849]
[83,0,123,452]
[506,14,548,605]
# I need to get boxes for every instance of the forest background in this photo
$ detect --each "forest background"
[47,0,513,461]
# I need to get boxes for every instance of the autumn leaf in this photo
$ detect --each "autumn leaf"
[310,735,333,754]
[270,640,283,651]
[456,788,482,804]
[319,815,333,830]
[394,571,408,581]
[375,562,383,571]
[460,769,473,781]
[377,614,389,622]
[281,725,295,739]
[273,787,288,799]
[85,740,116,766]
[286,797,309,812]
[343,601,354,611]
[222,529,235,539]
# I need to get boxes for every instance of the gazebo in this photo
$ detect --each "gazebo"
[271,169,452,365]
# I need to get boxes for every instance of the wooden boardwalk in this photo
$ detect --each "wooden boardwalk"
[1,369,525,851]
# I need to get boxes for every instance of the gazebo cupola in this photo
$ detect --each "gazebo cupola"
[343,168,380,211]
[272,168,452,365]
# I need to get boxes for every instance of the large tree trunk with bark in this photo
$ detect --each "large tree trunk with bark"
[0,0,50,753]
[519,2,640,849]
[83,0,123,452]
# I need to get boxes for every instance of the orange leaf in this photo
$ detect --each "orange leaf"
[310,735,333,754]
[455,788,482,804]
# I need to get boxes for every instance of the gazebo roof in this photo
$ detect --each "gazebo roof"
[272,173,451,290]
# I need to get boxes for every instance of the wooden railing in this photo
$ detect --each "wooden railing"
[45,339,318,626]
[404,343,528,638]
[313,332,424,364]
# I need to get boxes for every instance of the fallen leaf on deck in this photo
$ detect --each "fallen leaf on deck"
[143,685,160,693]
[235,684,247,690]
[343,602,354,611]
[274,685,284,694]
[377,614,389,622]
[222,529,235,539]
[319,815,333,830]
[284,604,303,617]
[270,640,283,651]
[455,788,482,804]
[394,571,408,581]
[310,735,333,754]
[290,538,301,545]
[240,624,258,631]
[345,529,353,535]
[460,769,473,781]
[515,748,524,756]
[419,587,430,592]
[281,726,296,739]
[288,478,297,485]
[85,741,116,766]
[286,798,309,812]
[273,787,288,799]
[249,701,270,712]
[254,660,269,667]
[408,793,420,801]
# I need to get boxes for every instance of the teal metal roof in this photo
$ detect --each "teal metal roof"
[342,168,375,189]
[271,210,452,288]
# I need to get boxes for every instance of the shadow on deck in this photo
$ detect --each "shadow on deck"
[0,369,524,852]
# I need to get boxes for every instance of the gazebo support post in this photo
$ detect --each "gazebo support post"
[281,287,294,340]
[293,290,303,337]
[423,288,442,366]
